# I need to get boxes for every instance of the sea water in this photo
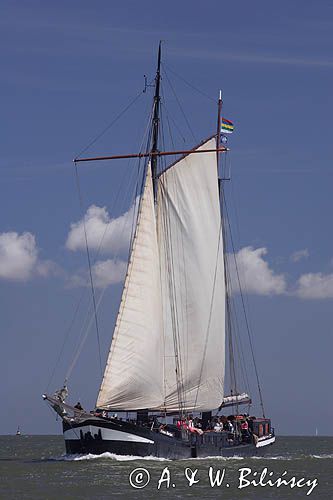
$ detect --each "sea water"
[0,435,332,499]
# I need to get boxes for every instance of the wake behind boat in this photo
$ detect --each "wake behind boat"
[43,42,275,459]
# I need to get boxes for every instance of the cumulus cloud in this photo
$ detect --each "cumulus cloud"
[70,259,127,289]
[0,231,60,282]
[295,273,333,299]
[0,231,38,281]
[92,259,127,288]
[229,246,286,296]
[66,200,138,256]
[290,249,309,262]
[36,260,65,278]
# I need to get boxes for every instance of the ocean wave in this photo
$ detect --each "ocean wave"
[253,454,333,461]
[49,452,333,462]
[51,452,170,462]
[183,455,245,461]
[195,455,293,461]
[251,455,293,461]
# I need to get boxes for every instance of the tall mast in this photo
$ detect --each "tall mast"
[151,41,162,202]
[217,91,238,405]
[216,90,222,169]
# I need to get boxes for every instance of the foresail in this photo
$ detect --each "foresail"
[157,138,226,412]
[96,167,164,410]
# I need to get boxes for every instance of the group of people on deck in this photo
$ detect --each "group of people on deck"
[176,413,255,441]
[71,400,255,443]
[176,415,204,435]
[209,414,255,442]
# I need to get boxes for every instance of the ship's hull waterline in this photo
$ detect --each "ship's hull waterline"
[63,419,275,459]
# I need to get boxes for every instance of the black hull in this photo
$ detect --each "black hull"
[63,418,274,459]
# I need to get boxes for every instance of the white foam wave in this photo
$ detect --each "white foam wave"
[251,455,293,461]
[195,455,293,461]
[253,454,333,461]
[182,455,245,461]
[50,452,333,463]
[53,452,170,462]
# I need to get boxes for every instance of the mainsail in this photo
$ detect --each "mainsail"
[97,137,225,412]
[158,138,225,411]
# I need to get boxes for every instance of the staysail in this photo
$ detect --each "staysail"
[96,167,165,410]
[97,137,225,412]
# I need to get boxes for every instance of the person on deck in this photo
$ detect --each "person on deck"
[241,419,249,432]
[241,417,251,440]
[227,420,234,433]
[214,420,222,432]
[188,418,204,435]
[177,418,188,430]
[248,416,254,433]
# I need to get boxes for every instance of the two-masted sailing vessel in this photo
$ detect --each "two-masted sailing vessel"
[43,43,275,458]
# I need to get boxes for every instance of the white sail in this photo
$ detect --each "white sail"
[157,137,225,411]
[96,167,164,410]
[97,138,225,412]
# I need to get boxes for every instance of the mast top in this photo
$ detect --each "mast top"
[151,41,162,201]
[73,44,228,166]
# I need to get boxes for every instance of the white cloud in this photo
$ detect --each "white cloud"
[290,249,309,262]
[92,259,127,288]
[0,231,61,282]
[66,200,138,256]
[69,259,127,289]
[36,260,65,278]
[0,231,38,281]
[295,273,333,299]
[229,246,286,296]
[170,47,333,68]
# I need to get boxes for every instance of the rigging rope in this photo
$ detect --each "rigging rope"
[159,181,186,416]
[162,62,215,103]
[45,296,85,393]
[219,157,252,401]
[193,216,224,410]
[46,93,155,393]
[46,94,149,392]
[159,105,186,415]
[98,110,154,390]
[221,187,266,418]
[224,249,239,397]
[65,159,146,383]
[162,67,197,144]
[65,104,154,387]
[229,296,251,395]
[74,163,103,378]
[46,156,141,392]
[161,102,187,145]
[74,91,144,159]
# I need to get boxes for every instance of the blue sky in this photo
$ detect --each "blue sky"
[1,1,333,435]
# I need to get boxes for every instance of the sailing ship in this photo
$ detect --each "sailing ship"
[43,43,275,458]
[16,426,21,436]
